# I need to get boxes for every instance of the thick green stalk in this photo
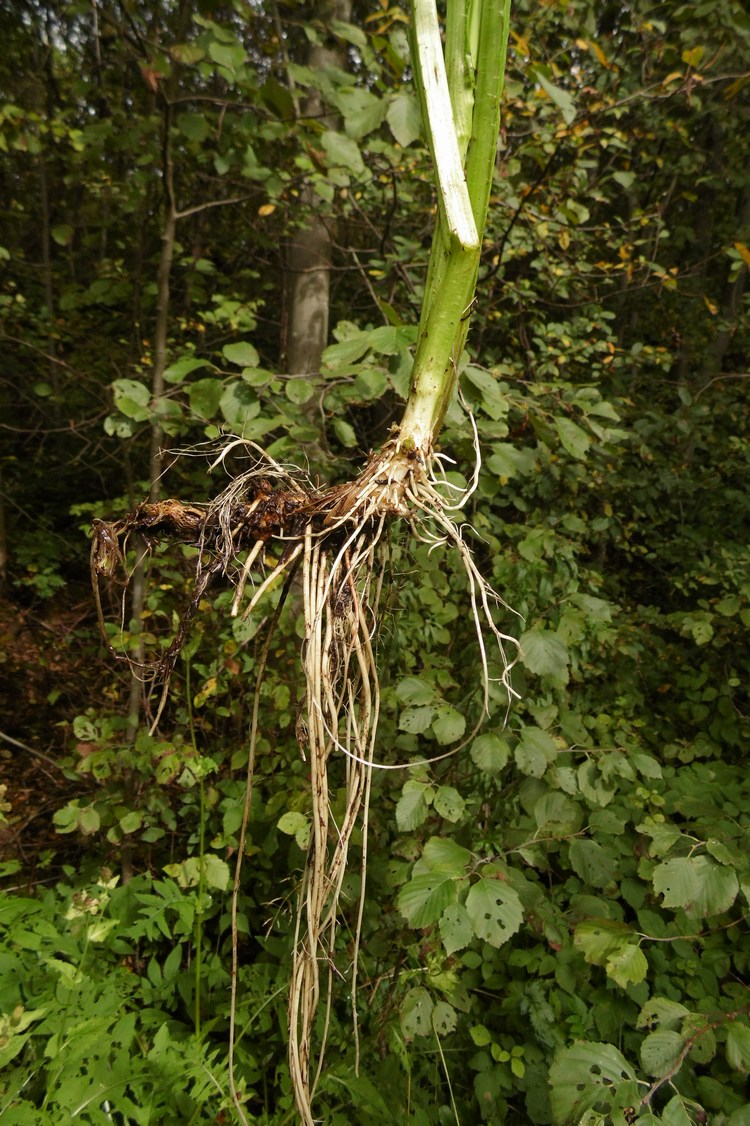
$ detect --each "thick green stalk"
[398,0,511,453]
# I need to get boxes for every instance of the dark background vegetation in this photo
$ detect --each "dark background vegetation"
[1,0,750,1122]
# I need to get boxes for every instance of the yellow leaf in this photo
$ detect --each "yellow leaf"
[703,295,718,315]
[734,242,750,268]
[257,203,275,217]
[662,71,684,86]
[681,46,704,68]
[558,229,570,250]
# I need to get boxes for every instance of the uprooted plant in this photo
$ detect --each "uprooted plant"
[91,1,514,1121]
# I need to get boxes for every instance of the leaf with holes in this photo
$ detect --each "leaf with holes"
[400,987,433,1039]
[465,878,522,948]
[549,1041,637,1123]
[439,903,473,955]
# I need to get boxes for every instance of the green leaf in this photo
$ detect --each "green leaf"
[163,356,213,383]
[400,986,433,1039]
[398,873,457,928]
[660,1097,694,1126]
[433,785,465,822]
[470,733,510,774]
[568,839,618,889]
[321,130,365,175]
[119,810,142,834]
[286,377,316,404]
[465,878,523,948]
[726,1022,750,1073]
[387,93,422,147]
[556,416,592,459]
[640,1030,685,1077]
[333,418,357,447]
[606,942,648,988]
[470,1024,493,1047]
[637,997,691,1033]
[223,341,260,367]
[515,726,558,778]
[51,223,73,246]
[432,1000,457,1037]
[422,837,471,875]
[535,70,577,124]
[177,112,210,142]
[519,628,570,683]
[187,377,224,418]
[208,40,246,73]
[220,382,260,428]
[399,705,435,734]
[549,1042,637,1123]
[112,378,150,421]
[396,676,436,706]
[431,705,466,746]
[439,903,473,955]
[653,855,738,917]
[574,919,633,965]
[340,87,387,139]
[395,781,432,831]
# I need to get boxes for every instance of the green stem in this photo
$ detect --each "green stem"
[398,0,511,453]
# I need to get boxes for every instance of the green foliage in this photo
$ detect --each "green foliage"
[3,0,750,1123]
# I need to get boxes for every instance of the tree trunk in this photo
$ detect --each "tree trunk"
[283,1,352,379]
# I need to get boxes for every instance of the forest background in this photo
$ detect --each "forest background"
[1,0,750,1123]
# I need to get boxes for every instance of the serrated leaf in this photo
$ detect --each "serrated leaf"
[399,705,435,734]
[278,811,308,837]
[187,377,224,418]
[439,903,473,955]
[223,341,259,367]
[321,129,365,175]
[396,676,436,706]
[220,381,260,428]
[653,855,738,917]
[433,786,465,822]
[398,874,457,928]
[432,1000,457,1037]
[163,356,212,383]
[556,416,592,459]
[515,726,558,778]
[640,1030,685,1077]
[568,839,618,889]
[431,705,466,746]
[726,1022,750,1072]
[637,997,690,1033]
[574,919,633,965]
[395,781,432,831]
[400,986,433,1039]
[422,837,471,876]
[465,878,523,948]
[387,92,422,146]
[606,942,647,988]
[519,629,570,682]
[470,1023,492,1047]
[177,112,209,141]
[661,1096,693,1126]
[549,1042,636,1123]
[471,733,509,774]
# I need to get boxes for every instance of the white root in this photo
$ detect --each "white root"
[201,435,519,1126]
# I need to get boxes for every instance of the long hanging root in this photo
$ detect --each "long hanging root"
[91,435,518,1124]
